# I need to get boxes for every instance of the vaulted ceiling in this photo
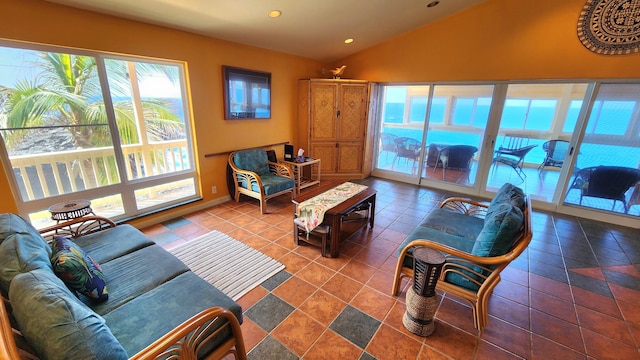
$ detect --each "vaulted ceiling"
[45,0,486,62]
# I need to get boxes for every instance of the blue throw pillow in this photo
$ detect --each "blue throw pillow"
[9,269,128,360]
[51,236,108,302]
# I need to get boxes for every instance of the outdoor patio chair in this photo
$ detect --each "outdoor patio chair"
[492,134,537,180]
[437,145,478,180]
[538,140,569,173]
[228,148,295,214]
[566,166,640,213]
[380,132,398,160]
[392,137,421,171]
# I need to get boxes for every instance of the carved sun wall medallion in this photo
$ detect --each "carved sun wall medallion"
[577,0,640,55]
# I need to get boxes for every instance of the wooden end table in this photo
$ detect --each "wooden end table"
[284,159,321,194]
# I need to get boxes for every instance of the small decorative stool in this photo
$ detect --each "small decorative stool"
[403,247,446,336]
[48,199,94,222]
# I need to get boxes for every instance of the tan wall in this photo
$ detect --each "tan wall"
[339,0,640,82]
[0,0,322,223]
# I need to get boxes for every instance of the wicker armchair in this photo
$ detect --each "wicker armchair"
[392,195,532,334]
[228,149,295,214]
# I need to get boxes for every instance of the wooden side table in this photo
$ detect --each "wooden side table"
[284,159,321,194]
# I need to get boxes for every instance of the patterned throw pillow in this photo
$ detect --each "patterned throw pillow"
[51,236,108,302]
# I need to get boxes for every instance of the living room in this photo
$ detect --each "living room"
[1,0,639,359]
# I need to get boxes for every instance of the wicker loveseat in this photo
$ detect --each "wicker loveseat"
[392,183,532,334]
[0,214,246,360]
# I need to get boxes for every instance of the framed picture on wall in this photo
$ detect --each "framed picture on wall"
[222,66,271,119]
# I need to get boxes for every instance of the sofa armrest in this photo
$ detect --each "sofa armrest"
[268,161,293,178]
[38,216,117,242]
[439,197,488,218]
[130,306,246,360]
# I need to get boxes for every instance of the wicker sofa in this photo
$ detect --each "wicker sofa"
[0,213,246,360]
[392,183,532,334]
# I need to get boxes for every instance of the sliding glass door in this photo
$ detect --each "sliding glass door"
[486,83,589,204]
[372,80,640,227]
[421,85,493,187]
[562,83,640,219]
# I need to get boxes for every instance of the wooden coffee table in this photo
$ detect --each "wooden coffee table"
[293,182,376,257]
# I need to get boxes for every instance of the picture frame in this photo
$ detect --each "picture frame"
[222,66,271,119]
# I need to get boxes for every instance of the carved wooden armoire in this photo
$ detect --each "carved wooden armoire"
[297,79,377,179]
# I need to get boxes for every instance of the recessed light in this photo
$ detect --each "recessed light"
[344,38,354,44]
[427,1,439,7]
[268,10,281,18]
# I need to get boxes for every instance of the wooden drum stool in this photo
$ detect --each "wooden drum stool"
[403,247,445,336]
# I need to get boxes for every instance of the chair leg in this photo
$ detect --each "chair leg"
[260,199,266,214]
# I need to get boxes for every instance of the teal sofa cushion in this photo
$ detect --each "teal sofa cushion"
[72,224,155,264]
[259,173,295,195]
[0,232,52,296]
[104,271,243,357]
[9,269,128,360]
[472,203,523,257]
[51,236,109,302]
[420,208,484,240]
[233,148,270,176]
[0,213,42,242]
[87,245,190,315]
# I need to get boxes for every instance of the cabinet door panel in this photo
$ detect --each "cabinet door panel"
[337,84,368,141]
[310,83,338,141]
[310,142,336,173]
[337,142,363,173]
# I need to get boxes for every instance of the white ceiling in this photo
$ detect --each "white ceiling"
[44,0,485,62]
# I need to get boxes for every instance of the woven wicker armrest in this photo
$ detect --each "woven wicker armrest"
[130,306,246,360]
[0,298,20,360]
[38,216,117,242]
[439,197,488,218]
[231,168,264,192]
[269,161,293,178]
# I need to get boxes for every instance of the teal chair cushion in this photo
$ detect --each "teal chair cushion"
[472,203,523,257]
[488,183,525,211]
[420,208,485,240]
[259,173,295,195]
[0,213,42,242]
[9,269,128,360]
[233,149,270,176]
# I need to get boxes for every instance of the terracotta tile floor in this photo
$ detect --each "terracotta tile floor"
[141,177,640,360]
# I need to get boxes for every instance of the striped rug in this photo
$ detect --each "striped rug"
[168,230,285,300]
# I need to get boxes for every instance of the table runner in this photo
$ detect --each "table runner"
[295,182,368,233]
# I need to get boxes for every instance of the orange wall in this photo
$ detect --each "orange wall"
[2,0,640,224]
[340,0,640,81]
[0,0,321,221]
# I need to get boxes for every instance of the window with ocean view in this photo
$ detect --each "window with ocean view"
[0,42,198,226]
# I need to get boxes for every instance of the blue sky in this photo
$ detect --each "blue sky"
[0,47,40,87]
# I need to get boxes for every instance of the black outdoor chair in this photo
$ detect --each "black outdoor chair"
[392,137,421,171]
[380,132,398,160]
[437,145,478,180]
[567,166,640,213]
[492,134,537,180]
[538,140,569,173]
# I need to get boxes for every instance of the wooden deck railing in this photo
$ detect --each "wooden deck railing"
[9,140,188,201]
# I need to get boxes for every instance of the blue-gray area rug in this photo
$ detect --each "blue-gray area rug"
[168,230,285,300]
